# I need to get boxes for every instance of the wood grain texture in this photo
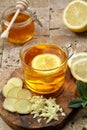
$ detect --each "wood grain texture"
[0,68,78,130]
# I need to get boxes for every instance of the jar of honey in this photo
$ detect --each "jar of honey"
[1,6,35,45]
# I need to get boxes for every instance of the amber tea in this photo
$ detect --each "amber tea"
[20,43,68,94]
[1,6,34,45]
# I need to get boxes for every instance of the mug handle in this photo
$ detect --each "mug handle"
[62,43,76,59]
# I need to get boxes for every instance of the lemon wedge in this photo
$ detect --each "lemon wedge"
[68,52,87,68]
[71,58,87,82]
[63,0,87,32]
[32,53,62,75]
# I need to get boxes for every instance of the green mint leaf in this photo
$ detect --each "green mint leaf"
[68,98,83,108]
[76,80,87,100]
[81,101,87,108]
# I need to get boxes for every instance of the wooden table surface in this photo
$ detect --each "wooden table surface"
[0,0,87,130]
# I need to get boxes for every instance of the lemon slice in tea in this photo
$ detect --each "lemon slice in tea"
[63,0,87,32]
[32,53,62,75]
[71,58,87,82]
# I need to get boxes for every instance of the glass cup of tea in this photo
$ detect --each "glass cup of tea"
[20,38,69,94]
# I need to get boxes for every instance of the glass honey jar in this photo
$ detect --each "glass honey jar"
[1,6,35,45]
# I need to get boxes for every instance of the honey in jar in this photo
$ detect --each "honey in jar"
[20,40,68,94]
[1,6,35,45]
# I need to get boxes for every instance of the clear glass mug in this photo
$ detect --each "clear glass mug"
[0,6,35,45]
[20,38,73,95]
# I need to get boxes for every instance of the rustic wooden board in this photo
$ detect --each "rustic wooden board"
[0,68,78,130]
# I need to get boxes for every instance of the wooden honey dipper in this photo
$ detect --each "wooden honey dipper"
[1,0,30,39]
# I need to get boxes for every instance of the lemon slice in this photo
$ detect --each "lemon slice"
[63,0,87,32]
[68,52,87,68]
[32,53,62,75]
[71,58,87,82]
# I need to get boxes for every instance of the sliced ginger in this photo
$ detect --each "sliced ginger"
[2,77,32,114]
[2,83,15,97]
[14,99,32,114]
[2,77,65,123]
[3,98,17,112]
[7,87,22,98]
[7,77,23,88]
[17,89,32,99]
